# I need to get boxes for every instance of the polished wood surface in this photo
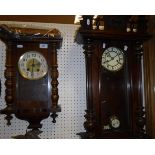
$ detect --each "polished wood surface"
[143,16,155,138]
[0,15,75,24]
[76,15,150,138]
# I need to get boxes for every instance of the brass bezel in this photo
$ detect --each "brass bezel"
[18,51,48,80]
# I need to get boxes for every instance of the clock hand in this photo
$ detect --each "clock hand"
[31,58,35,77]
[113,53,119,58]
[110,53,118,59]
[33,61,40,72]
[107,53,112,58]
[116,60,122,65]
[107,54,119,63]
[106,53,117,61]
[104,53,119,64]
[103,59,112,63]
[36,62,40,66]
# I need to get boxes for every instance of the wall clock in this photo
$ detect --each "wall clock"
[0,25,62,131]
[76,15,150,138]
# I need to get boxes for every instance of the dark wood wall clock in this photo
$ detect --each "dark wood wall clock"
[75,15,151,138]
[0,25,62,132]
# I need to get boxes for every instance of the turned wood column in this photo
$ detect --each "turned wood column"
[50,42,59,123]
[0,41,15,125]
[83,38,96,138]
[132,41,146,138]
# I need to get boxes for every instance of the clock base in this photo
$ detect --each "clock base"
[27,121,43,129]
[77,132,132,139]
[77,131,150,139]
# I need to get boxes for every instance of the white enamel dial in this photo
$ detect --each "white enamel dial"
[102,47,124,71]
[18,51,48,80]
[110,116,120,129]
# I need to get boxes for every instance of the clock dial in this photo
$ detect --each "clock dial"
[102,47,124,71]
[110,116,120,129]
[18,51,48,80]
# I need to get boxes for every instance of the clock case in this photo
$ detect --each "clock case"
[75,15,151,138]
[0,25,62,130]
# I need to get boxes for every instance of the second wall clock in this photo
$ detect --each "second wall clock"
[76,15,150,138]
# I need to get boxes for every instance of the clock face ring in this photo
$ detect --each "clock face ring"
[101,47,124,72]
[18,51,48,80]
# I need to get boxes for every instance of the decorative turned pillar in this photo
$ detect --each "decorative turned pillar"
[133,41,146,138]
[0,41,15,125]
[50,42,60,123]
[83,38,96,138]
